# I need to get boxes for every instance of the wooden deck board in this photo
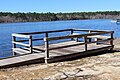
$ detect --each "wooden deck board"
[0,53,45,67]
[0,41,112,67]
[33,41,84,50]
[49,43,110,57]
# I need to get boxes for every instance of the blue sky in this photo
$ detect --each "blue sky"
[0,0,120,13]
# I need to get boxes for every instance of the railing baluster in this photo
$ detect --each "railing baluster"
[110,31,114,50]
[110,32,114,46]
[71,29,74,41]
[44,32,49,64]
[29,36,32,53]
[12,36,16,56]
[84,35,87,51]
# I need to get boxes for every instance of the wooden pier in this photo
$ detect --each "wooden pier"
[0,29,114,68]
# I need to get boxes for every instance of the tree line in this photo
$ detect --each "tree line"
[0,11,120,23]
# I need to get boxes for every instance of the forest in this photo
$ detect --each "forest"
[0,11,120,23]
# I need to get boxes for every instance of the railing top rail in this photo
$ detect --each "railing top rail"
[72,28,114,33]
[12,33,31,38]
[12,29,114,39]
[18,29,72,35]
[13,28,114,36]
[44,31,112,41]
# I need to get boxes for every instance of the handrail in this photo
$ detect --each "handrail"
[13,28,114,36]
[45,31,112,41]
[73,28,114,33]
[12,33,30,38]
[12,33,32,55]
[16,38,44,42]
[12,41,30,47]
[18,29,72,35]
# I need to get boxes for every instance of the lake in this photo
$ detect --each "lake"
[0,19,120,58]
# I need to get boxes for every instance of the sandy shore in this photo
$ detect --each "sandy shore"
[0,38,120,80]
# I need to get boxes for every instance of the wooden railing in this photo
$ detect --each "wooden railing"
[12,28,114,63]
[12,29,73,55]
[12,33,32,55]
[43,30,114,62]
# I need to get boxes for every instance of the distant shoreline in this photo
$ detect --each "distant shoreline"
[0,11,120,23]
[0,18,90,24]
[0,19,89,24]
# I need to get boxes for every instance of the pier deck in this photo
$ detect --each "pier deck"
[0,41,112,68]
[0,29,114,68]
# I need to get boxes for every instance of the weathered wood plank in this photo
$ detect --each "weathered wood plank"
[44,33,49,64]
[0,41,113,68]
[35,39,113,51]
[18,29,72,35]
[0,53,45,67]
[12,33,30,38]
[13,48,43,55]
[29,36,32,53]
[12,41,30,47]
[12,36,16,56]
[110,32,114,46]
[49,41,84,50]
[48,44,112,57]
[71,29,74,40]
[45,31,112,41]
[87,35,111,39]
[73,28,114,33]
[84,35,87,51]
[16,38,44,42]
[12,48,30,54]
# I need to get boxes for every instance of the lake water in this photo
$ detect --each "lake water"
[0,19,120,58]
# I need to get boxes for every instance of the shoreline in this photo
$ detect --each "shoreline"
[0,19,96,24]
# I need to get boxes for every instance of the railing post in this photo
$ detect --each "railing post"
[29,35,32,53]
[12,36,16,56]
[44,33,49,64]
[84,35,87,51]
[110,31,114,50]
[71,29,74,41]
